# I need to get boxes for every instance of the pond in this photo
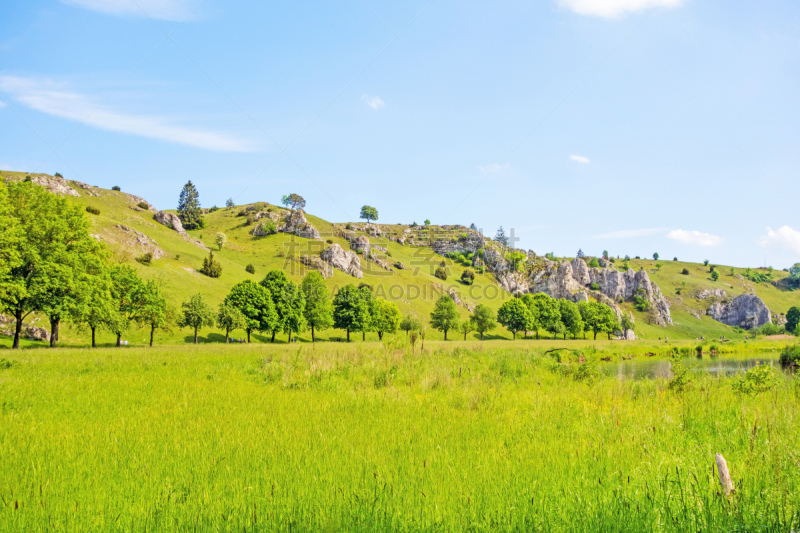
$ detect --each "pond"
[599,353,782,380]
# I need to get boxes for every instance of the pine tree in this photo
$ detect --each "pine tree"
[495,226,508,247]
[178,181,204,230]
[577,249,585,258]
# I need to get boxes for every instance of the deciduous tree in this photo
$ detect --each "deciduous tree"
[470,304,496,340]
[371,298,401,340]
[177,293,215,344]
[497,298,531,340]
[429,296,460,340]
[260,270,306,342]
[224,280,276,342]
[333,284,372,341]
[217,301,246,343]
[300,272,333,343]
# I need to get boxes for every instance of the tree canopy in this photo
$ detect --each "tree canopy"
[177,293,215,344]
[360,205,378,223]
[470,304,497,340]
[177,181,204,230]
[371,298,401,340]
[300,271,333,343]
[333,284,373,341]
[260,270,306,342]
[497,298,532,340]
[224,280,276,342]
[217,302,247,343]
[429,296,460,340]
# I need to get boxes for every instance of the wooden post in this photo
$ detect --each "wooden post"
[715,453,734,495]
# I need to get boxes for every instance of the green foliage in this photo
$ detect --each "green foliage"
[215,232,227,251]
[429,296,460,340]
[200,250,222,278]
[177,181,204,230]
[742,268,772,283]
[424,219,430,225]
[470,304,496,340]
[786,307,800,334]
[333,284,372,341]
[558,299,583,339]
[177,293,215,344]
[135,252,153,266]
[681,268,690,275]
[111,185,121,191]
[224,280,276,342]
[588,257,600,268]
[779,345,800,368]
[752,322,784,336]
[225,198,235,208]
[245,263,255,274]
[494,227,508,247]
[732,364,776,395]
[531,293,560,338]
[633,289,650,312]
[399,314,422,335]
[653,253,659,260]
[578,301,618,340]
[138,281,170,346]
[621,314,634,332]
[460,268,475,285]
[371,298,401,340]
[217,302,247,342]
[590,282,600,291]
[506,251,526,271]
[458,319,475,340]
[85,205,100,215]
[434,266,448,280]
[137,201,149,210]
[260,270,306,341]
[668,354,690,393]
[497,298,532,339]
[360,205,378,223]
[300,272,333,342]
[283,193,306,211]
[711,270,720,282]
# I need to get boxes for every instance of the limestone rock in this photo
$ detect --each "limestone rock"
[279,209,320,239]
[0,314,49,341]
[530,260,585,300]
[114,225,165,259]
[30,175,79,197]
[350,235,370,255]
[496,271,530,295]
[570,257,591,285]
[707,293,771,329]
[123,193,158,213]
[300,255,333,278]
[154,211,184,232]
[697,289,726,299]
[320,243,363,279]
[72,181,100,196]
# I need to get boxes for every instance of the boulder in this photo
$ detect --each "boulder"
[30,175,79,197]
[154,211,184,232]
[279,209,320,239]
[350,235,370,255]
[697,289,726,299]
[300,255,333,278]
[707,294,771,329]
[570,257,591,285]
[72,181,100,196]
[114,225,165,259]
[0,314,49,341]
[320,243,363,279]
[123,193,158,212]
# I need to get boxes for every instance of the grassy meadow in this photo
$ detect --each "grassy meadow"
[1,340,799,531]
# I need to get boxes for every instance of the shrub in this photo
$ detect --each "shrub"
[85,206,100,215]
[681,268,690,275]
[668,355,690,393]
[675,289,681,295]
[345,223,352,230]
[673,257,678,261]
[588,258,600,268]
[135,252,153,266]
[326,239,334,244]
[209,205,219,213]
[200,251,222,278]
[112,185,121,191]
[695,345,703,356]
[236,209,247,217]
[589,283,600,291]
[245,213,256,226]
[711,270,720,281]
[434,266,448,281]
[704,259,709,266]
[732,364,776,395]
[779,345,800,369]
[461,268,475,285]
[245,264,255,275]
[137,201,149,210]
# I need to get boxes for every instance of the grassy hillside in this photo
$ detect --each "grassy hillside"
[1,171,797,347]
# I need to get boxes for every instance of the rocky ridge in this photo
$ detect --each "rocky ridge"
[707,293,771,329]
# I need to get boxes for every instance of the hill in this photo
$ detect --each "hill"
[1,171,797,347]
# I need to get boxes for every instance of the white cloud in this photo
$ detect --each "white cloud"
[591,228,661,239]
[557,0,687,18]
[667,229,723,246]
[0,76,257,152]
[59,0,196,21]
[0,100,6,108]
[570,154,590,163]
[759,226,800,254]
[477,163,510,174]
[362,95,385,110]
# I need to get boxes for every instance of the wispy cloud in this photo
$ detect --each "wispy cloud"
[592,228,661,239]
[477,163,510,174]
[0,100,6,108]
[557,0,687,18]
[569,154,590,163]
[362,95,385,110]
[59,0,196,21]
[0,76,258,152]
[759,226,800,254]
[667,229,723,246]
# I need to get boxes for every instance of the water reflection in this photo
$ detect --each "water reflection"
[600,354,780,381]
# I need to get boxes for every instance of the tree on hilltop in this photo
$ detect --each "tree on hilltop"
[495,226,508,247]
[282,194,306,211]
[360,205,379,223]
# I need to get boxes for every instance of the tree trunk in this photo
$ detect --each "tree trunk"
[536,331,539,340]
[378,331,383,340]
[247,329,251,343]
[91,326,96,348]
[288,331,292,343]
[50,317,58,347]
[444,330,448,341]
[311,324,315,343]
[513,331,516,340]
[226,330,230,344]
[563,333,567,340]
[464,330,467,340]
[116,333,122,347]
[480,331,483,340]
[12,308,23,349]
[271,331,276,343]
[593,330,597,340]
[362,331,365,341]
[346,329,350,342]
[194,327,198,344]
[150,325,155,347]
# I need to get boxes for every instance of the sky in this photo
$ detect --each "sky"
[1,0,799,268]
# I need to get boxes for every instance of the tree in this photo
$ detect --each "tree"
[588,257,600,268]
[300,271,333,343]
[360,205,379,223]
[177,180,204,230]
[217,302,246,343]
[215,232,227,251]
[786,306,800,334]
[461,268,475,285]
[459,319,475,340]
[577,249,584,258]
[226,198,235,208]
[430,296,460,340]
[177,293,215,344]
[653,253,659,260]
[260,270,306,342]
[282,193,306,211]
[580,301,618,340]
[602,250,609,259]
[224,280,276,342]
[711,270,720,282]
[497,298,532,340]
[704,259,709,266]
[531,294,560,339]
[75,269,114,348]
[518,294,540,338]
[621,313,635,334]
[655,263,663,271]
[495,226,508,247]
[471,304,496,340]
[371,299,401,340]
[558,299,583,339]
[333,284,372,341]
[138,281,169,347]
[424,219,431,226]
[200,250,222,278]
[434,266,448,280]
[399,314,422,335]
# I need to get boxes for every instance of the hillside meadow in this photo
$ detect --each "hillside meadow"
[1,340,799,531]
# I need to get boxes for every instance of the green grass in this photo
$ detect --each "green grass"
[1,341,799,531]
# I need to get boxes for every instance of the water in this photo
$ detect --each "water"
[599,354,781,380]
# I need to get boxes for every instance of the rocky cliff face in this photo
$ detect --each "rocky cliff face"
[279,209,320,240]
[114,225,165,259]
[153,211,209,250]
[707,294,771,329]
[29,175,79,197]
[320,243,363,279]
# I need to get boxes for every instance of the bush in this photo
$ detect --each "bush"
[681,268,690,275]
[779,345,800,369]
[754,322,785,336]
[236,209,247,217]
[461,268,475,285]
[245,213,257,226]
[345,223,352,230]
[434,266,448,281]
[711,270,720,281]
[326,239,334,244]
[673,257,678,261]
[590,283,600,291]
[112,185,121,191]
[135,252,153,266]
[85,206,100,215]
[588,258,600,268]
[245,264,255,274]
[732,364,776,395]
[137,201,149,210]
[200,251,222,278]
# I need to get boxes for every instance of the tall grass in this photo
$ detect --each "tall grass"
[0,342,798,531]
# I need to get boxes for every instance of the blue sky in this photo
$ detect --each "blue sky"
[1,0,799,268]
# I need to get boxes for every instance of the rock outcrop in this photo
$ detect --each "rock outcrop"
[114,225,165,259]
[252,221,277,236]
[350,235,370,254]
[72,181,100,196]
[300,255,333,278]
[320,243,363,279]
[707,294,771,329]
[279,209,320,239]
[0,315,49,341]
[29,175,79,197]
[697,289,726,299]
[153,211,209,250]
